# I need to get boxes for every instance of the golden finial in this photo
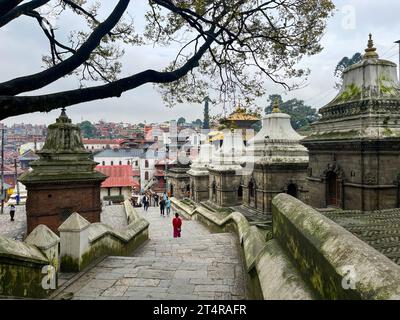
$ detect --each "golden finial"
[272,97,281,113]
[363,33,379,59]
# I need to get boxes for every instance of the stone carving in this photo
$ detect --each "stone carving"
[322,163,345,179]
[364,172,376,185]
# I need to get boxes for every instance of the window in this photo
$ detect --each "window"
[145,160,149,168]
[111,161,114,166]
[135,161,138,166]
[127,160,130,165]
[145,171,149,180]
[102,161,105,166]
[119,161,122,165]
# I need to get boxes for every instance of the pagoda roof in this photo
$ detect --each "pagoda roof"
[226,106,259,121]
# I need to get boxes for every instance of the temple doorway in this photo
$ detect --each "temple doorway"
[248,180,255,207]
[327,172,340,207]
[287,184,298,198]
[238,185,243,202]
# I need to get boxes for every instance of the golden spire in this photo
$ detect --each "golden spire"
[363,33,379,59]
[272,97,281,113]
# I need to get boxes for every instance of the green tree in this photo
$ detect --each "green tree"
[79,120,97,138]
[264,95,319,130]
[192,119,203,127]
[0,1,334,120]
[334,52,362,88]
[177,117,186,125]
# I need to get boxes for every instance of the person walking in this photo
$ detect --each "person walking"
[172,213,182,238]
[141,194,146,208]
[9,204,15,222]
[142,195,149,211]
[154,194,159,207]
[159,198,165,216]
[166,197,171,216]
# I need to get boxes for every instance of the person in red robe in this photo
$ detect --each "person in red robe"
[172,213,182,238]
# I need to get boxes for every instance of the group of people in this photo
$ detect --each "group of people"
[141,191,182,238]
[159,192,171,217]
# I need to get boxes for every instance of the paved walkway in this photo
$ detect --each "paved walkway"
[59,206,247,300]
[0,205,27,241]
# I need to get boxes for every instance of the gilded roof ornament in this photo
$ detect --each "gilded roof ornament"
[272,97,281,113]
[363,33,379,59]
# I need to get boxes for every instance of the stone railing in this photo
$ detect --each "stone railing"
[0,225,59,299]
[172,194,400,300]
[272,194,400,299]
[171,197,282,299]
[59,200,149,272]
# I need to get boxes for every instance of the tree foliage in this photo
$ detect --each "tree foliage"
[334,52,362,89]
[177,116,186,124]
[0,0,334,120]
[264,94,319,130]
[192,118,202,127]
[79,120,97,138]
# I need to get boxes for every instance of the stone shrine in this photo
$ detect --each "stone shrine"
[242,99,309,213]
[19,108,107,234]
[207,130,246,207]
[302,35,400,210]
[187,142,213,202]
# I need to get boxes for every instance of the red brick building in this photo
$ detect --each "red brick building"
[19,109,106,234]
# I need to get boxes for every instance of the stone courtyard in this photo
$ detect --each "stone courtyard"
[54,206,247,300]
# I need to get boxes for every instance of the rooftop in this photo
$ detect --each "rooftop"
[323,208,400,266]
[94,148,145,158]
[95,165,135,188]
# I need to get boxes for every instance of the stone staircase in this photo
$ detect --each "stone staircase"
[53,207,247,300]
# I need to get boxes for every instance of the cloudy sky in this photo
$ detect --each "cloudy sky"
[1,0,400,125]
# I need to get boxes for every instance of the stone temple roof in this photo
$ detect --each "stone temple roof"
[19,108,106,184]
[246,104,308,164]
[304,34,400,142]
[323,208,400,266]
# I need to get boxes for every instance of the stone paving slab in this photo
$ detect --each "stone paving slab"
[58,206,247,300]
[0,205,27,240]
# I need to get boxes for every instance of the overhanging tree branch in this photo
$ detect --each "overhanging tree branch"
[0,30,216,120]
[0,0,130,96]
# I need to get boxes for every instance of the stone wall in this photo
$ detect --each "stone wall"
[172,194,400,300]
[272,193,400,299]
[59,200,149,272]
[166,166,190,200]
[189,174,209,203]
[170,197,314,300]
[208,170,242,207]
[242,163,309,213]
[25,181,102,234]
[0,225,59,299]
